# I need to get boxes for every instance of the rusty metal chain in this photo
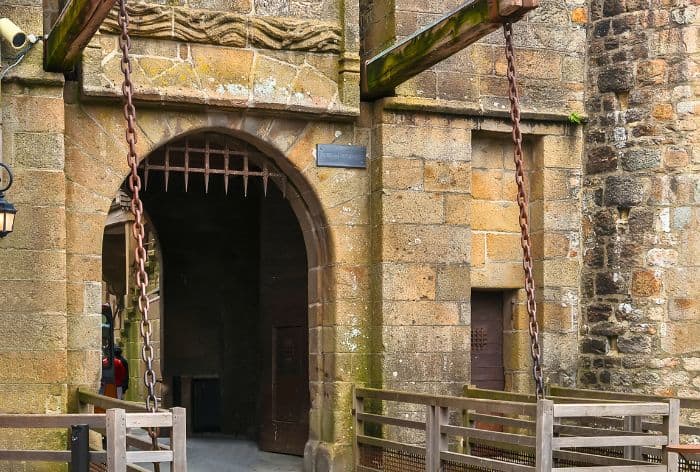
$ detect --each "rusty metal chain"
[117,0,162,461]
[503,21,545,399]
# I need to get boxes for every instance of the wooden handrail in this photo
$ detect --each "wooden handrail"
[78,388,167,412]
[553,402,670,418]
[550,385,700,410]
[465,386,628,404]
[0,413,106,429]
[356,387,537,416]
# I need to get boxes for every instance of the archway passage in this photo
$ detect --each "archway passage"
[102,132,310,457]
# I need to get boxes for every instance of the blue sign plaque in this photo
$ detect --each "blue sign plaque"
[316,144,367,169]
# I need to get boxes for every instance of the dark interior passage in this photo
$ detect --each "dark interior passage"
[140,140,309,453]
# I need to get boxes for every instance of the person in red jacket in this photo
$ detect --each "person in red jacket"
[114,345,129,398]
[101,346,128,399]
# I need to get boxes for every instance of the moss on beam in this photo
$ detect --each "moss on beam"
[44,0,117,72]
[361,0,538,100]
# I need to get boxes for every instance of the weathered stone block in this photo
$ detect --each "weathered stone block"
[598,66,634,92]
[424,161,470,193]
[382,191,444,224]
[436,264,469,301]
[631,269,662,297]
[13,132,64,170]
[381,224,469,263]
[580,337,609,354]
[377,157,423,190]
[586,145,618,174]
[470,201,520,232]
[621,148,661,171]
[595,272,628,295]
[604,176,645,207]
[486,233,522,262]
[382,301,460,326]
[380,263,436,301]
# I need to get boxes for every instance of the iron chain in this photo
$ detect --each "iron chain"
[503,22,545,399]
[117,0,161,460]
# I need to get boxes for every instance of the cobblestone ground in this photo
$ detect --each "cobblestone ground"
[139,437,303,471]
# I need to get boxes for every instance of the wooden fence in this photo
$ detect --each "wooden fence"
[354,386,682,472]
[0,390,186,471]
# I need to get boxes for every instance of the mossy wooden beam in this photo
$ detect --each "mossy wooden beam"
[44,0,117,72]
[361,0,538,100]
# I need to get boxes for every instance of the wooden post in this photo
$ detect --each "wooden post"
[44,0,118,71]
[171,407,187,472]
[106,409,127,472]
[353,386,364,470]
[535,399,554,472]
[361,0,538,99]
[663,399,680,472]
[623,415,642,460]
[425,404,447,472]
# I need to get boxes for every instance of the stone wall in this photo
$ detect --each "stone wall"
[81,0,361,115]
[580,0,700,397]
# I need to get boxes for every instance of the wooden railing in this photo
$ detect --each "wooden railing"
[0,391,186,471]
[354,386,682,472]
[468,385,700,437]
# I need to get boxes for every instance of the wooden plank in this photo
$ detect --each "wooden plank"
[126,434,171,451]
[553,403,669,418]
[356,435,425,456]
[553,466,666,472]
[552,449,652,467]
[0,413,106,429]
[125,450,174,463]
[357,412,426,430]
[663,398,680,472]
[441,424,536,447]
[0,450,105,462]
[440,451,536,472]
[361,0,538,99]
[0,450,71,461]
[469,413,536,430]
[535,399,554,472]
[551,386,700,410]
[553,435,667,449]
[106,409,127,471]
[171,407,187,472]
[79,389,152,412]
[555,423,647,437]
[466,388,626,404]
[44,0,118,71]
[355,387,537,416]
[124,412,173,428]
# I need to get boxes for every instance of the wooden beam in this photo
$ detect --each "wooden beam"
[361,0,538,100]
[44,0,117,72]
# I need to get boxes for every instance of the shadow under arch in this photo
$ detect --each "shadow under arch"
[138,126,332,273]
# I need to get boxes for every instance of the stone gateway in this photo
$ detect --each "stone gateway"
[0,0,697,470]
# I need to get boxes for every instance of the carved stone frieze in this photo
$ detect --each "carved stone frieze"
[100,3,341,53]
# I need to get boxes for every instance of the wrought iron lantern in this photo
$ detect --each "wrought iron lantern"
[0,163,17,238]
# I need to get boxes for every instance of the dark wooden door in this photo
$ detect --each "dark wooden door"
[258,189,309,455]
[470,292,505,390]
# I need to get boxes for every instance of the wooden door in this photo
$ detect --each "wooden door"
[470,291,505,390]
[258,189,309,455]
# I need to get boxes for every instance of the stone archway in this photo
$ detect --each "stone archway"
[65,103,372,470]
